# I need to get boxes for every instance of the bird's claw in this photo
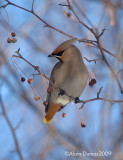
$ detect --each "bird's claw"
[75,97,80,104]
[58,89,65,96]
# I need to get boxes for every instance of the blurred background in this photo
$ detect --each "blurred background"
[0,0,123,160]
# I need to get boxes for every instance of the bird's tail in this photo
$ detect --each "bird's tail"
[43,102,61,123]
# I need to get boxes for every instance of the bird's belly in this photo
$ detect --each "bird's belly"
[56,96,70,106]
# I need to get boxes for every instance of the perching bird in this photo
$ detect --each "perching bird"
[43,38,88,123]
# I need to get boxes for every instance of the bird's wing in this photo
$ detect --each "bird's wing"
[45,62,62,113]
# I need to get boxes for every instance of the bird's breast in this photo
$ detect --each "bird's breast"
[56,96,70,106]
[53,62,88,99]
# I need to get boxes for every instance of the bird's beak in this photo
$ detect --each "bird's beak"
[48,53,56,57]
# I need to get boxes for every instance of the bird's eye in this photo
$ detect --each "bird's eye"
[57,50,64,56]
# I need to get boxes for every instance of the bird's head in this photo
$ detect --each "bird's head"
[48,38,78,63]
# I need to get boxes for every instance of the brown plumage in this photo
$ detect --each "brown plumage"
[43,38,88,123]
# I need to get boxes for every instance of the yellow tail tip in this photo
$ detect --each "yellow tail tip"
[43,118,53,124]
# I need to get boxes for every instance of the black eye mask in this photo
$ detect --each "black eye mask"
[52,50,65,56]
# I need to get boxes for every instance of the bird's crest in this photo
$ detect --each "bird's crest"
[53,38,77,54]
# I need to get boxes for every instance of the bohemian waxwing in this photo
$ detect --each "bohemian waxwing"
[43,38,88,123]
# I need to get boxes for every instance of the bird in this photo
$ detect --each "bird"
[43,38,88,123]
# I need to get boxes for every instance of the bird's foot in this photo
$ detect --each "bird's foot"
[75,97,80,104]
[58,89,65,96]
[47,87,53,94]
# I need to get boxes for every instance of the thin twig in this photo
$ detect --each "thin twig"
[14,119,23,130]
[98,28,106,38]
[4,0,74,38]
[84,57,103,64]
[0,88,24,160]
[72,0,96,31]
[97,87,103,98]
[97,39,123,93]
[79,39,123,62]
[59,4,69,7]
[0,2,9,8]
[3,0,123,101]
[31,0,34,11]
[67,0,123,93]
[3,0,123,62]
[117,69,123,75]
[67,0,95,35]
[13,49,123,105]
[13,51,53,85]
[79,97,123,109]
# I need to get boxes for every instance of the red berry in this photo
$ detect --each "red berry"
[34,96,40,101]
[28,79,33,84]
[81,122,86,128]
[62,112,66,118]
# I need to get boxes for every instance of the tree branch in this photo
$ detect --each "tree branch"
[4,0,74,38]
[2,0,123,103]
[66,0,123,93]
[2,0,123,62]
[84,57,103,64]
[79,87,123,109]
[12,49,123,106]
[31,0,35,12]
[0,88,24,160]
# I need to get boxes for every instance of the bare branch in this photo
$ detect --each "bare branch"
[117,69,123,75]
[31,0,34,12]
[67,0,95,34]
[12,49,123,105]
[97,39,123,93]
[72,0,96,30]
[3,0,123,63]
[97,87,103,98]
[59,4,69,7]
[0,2,10,8]
[98,28,106,38]
[84,57,103,64]
[0,88,24,160]
[13,49,53,85]
[66,0,123,93]
[79,97,123,109]
[3,0,123,103]
[5,0,74,38]
[14,119,23,130]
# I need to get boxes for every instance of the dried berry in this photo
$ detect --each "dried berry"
[64,11,74,20]
[28,79,33,84]
[89,79,96,86]
[21,77,25,82]
[62,112,66,118]
[11,32,16,37]
[81,122,86,128]
[11,38,17,43]
[47,87,53,93]
[7,37,12,43]
[92,79,96,84]
[89,81,93,86]
[43,101,48,107]
[34,96,40,101]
